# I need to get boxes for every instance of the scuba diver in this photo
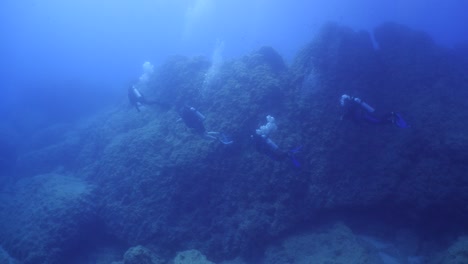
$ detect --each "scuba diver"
[252,115,300,167]
[128,85,161,112]
[340,94,408,128]
[179,105,233,144]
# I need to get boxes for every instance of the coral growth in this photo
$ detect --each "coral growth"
[174,250,214,264]
[5,21,468,263]
[263,223,383,264]
[0,246,18,264]
[0,174,96,264]
[122,246,162,264]
[431,236,468,264]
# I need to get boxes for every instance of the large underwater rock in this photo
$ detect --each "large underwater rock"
[369,23,468,214]
[144,56,210,107]
[11,22,468,263]
[0,246,19,264]
[374,22,443,88]
[90,47,294,261]
[290,22,379,96]
[430,236,468,264]
[262,223,383,264]
[0,173,96,264]
[15,123,85,177]
[173,249,215,264]
[289,22,468,220]
[122,245,163,264]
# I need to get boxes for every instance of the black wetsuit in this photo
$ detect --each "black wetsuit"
[179,106,206,134]
[128,87,161,112]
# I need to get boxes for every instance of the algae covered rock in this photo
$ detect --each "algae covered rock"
[16,125,82,177]
[374,22,441,86]
[0,246,19,264]
[0,173,96,264]
[173,249,215,264]
[94,46,294,261]
[290,22,378,96]
[431,236,468,264]
[8,21,468,264]
[262,223,382,264]
[246,46,287,75]
[146,55,210,107]
[123,245,163,264]
[289,21,468,221]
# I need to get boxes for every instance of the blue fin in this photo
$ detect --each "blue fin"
[290,156,301,168]
[219,133,234,144]
[394,112,409,128]
[291,146,302,153]
[289,146,302,168]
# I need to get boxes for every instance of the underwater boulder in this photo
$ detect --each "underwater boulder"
[37,22,468,263]
[374,22,435,54]
[146,56,210,107]
[201,48,287,142]
[15,123,83,177]
[0,246,19,264]
[290,22,379,96]
[16,136,81,177]
[0,173,96,264]
[123,245,163,264]
[373,22,443,88]
[90,49,294,261]
[173,249,215,264]
[430,236,468,264]
[262,223,383,264]
[247,46,287,75]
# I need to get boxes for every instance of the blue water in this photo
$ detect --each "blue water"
[1,1,468,263]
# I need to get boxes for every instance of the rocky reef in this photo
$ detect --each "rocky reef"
[0,173,96,263]
[430,236,468,264]
[2,22,468,263]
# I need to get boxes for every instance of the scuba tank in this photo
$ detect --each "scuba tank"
[353,97,375,113]
[340,94,375,113]
[190,107,206,120]
[132,86,143,99]
[264,136,279,151]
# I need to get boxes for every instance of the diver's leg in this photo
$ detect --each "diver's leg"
[208,132,233,144]
[363,112,385,124]
[383,112,408,128]
[205,131,219,140]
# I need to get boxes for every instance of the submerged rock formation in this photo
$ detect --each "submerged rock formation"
[431,236,468,264]
[6,22,468,263]
[122,245,163,264]
[0,174,96,264]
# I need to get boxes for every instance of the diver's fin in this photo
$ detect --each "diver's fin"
[218,133,234,145]
[290,156,301,168]
[290,146,302,153]
[288,146,302,168]
[394,112,409,128]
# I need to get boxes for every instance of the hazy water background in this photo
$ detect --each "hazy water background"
[1,0,467,127]
[2,1,468,263]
